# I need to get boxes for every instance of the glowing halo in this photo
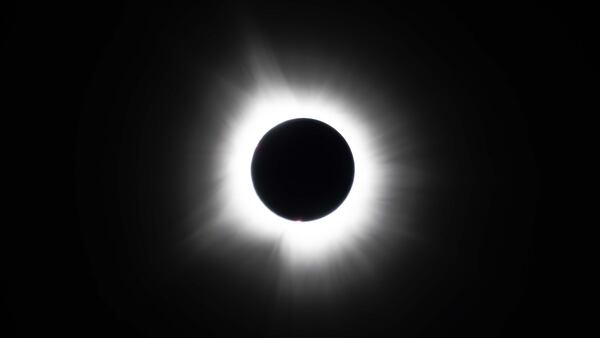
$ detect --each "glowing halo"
[215,87,391,267]
[184,47,421,295]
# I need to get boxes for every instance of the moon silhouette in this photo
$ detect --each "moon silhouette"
[251,118,355,222]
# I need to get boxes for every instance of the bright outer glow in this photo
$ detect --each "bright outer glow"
[185,47,419,294]
[216,87,391,268]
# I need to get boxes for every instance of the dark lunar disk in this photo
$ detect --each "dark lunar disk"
[251,118,355,221]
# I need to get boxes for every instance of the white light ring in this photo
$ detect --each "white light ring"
[213,87,392,268]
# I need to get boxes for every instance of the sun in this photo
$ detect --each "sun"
[214,86,390,267]
[184,47,417,295]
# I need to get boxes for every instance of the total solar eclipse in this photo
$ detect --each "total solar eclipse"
[251,118,355,222]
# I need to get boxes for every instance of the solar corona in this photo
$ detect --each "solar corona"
[185,47,416,292]
[204,82,400,269]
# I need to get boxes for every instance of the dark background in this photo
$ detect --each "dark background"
[3,1,589,337]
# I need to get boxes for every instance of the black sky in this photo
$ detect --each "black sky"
[3,1,590,337]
